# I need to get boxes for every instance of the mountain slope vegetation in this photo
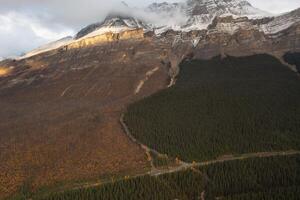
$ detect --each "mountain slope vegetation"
[124,54,300,162]
[30,155,300,200]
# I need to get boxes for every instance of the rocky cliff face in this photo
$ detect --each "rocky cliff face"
[68,29,144,49]
[148,0,269,32]
[260,8,300,34]
[192,19,300,60]
[19,0,300,60]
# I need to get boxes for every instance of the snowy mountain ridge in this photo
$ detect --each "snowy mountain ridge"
[19,36,73,59]
[75,15,151,39]
[20,16,150,59]
[148,0,271,33]
[19,0,300,60]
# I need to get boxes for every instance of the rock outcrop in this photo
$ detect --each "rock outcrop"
[68,29,144,49]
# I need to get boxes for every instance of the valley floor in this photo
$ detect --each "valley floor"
[13,54,300,200]
[4,55,300,200]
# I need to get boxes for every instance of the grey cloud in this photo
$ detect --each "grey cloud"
[1,0,299,30]
[0,0,181,30]
[0,0,127,58]
[0,0,186,58]
[0,11,74,58]
[0,0,299,58]
[0,0,123,30]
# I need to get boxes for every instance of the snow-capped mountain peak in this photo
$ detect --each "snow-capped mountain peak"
[18,0,300,60]
[19,36,73,60]
[186,0,269,17]
[75,15,150,39]
[148,0,270,32]
[20,15,151,59]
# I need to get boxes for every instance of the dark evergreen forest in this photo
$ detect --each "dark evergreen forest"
[125,54,300,161]
[30,155,300,200]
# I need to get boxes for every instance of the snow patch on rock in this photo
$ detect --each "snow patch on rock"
[259,9,300,34]
[19,36,73,60]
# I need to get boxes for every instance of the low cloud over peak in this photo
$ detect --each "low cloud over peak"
[0,0,299,58]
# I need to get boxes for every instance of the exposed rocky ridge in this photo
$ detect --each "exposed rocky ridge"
[75,15,150,39]
[68,29,144,49]
[19,1,300,60]
[146,0,299,35]
[19,36,74,59]
[148,0,270,32]
[260,8,300,34]
[20,17,149,59]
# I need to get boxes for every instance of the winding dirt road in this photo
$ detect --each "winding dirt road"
[63,116,300,194]
[119,114,300,176]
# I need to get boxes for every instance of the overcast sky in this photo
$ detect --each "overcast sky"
[0,0,299,59]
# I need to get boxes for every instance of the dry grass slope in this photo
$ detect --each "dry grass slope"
[0,39,170,198]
